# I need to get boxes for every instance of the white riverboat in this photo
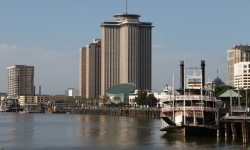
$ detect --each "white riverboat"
[160,60,222,136]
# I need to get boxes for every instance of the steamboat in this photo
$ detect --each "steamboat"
[160,60,222,136]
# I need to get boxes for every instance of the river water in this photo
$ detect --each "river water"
[0,113,247,150]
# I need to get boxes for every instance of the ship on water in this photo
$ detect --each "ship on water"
[160,60,223,136]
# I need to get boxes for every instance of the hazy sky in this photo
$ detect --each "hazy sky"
[1,0,250,94]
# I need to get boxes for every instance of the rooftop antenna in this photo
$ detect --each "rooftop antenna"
[126,0,128,14]
[217,68,218,77]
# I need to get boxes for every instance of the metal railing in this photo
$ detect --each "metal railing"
[231,106,249,112]
[162,95,217,102]
[162,106,217,112]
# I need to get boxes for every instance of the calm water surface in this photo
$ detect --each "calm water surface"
[0,113,248,150]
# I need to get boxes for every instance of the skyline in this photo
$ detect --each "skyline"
[1,1,250,94]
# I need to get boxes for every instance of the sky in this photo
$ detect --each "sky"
[1,0,250,94]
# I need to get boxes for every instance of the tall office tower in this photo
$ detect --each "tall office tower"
[79,39,101,98]
[7,65,34,97]
[227,45,250,86]
[100,14,153,95]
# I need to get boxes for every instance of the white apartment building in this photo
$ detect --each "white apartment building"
[227,45,250,86]
[7,65,34,97]
[65,88,79,96]
[234,62,250,89]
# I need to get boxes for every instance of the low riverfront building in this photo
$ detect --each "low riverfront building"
[19,95,82,106]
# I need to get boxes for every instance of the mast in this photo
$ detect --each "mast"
[184,54,186,125]
[201,69,204,124]
[201,60,205,125]
[172,70,175,121]
[126,0,128,14]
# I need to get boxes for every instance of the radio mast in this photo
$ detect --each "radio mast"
[126,0,128,14]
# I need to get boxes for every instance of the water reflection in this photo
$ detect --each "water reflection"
[0,113,247,150]
[77,115,157,148]
[161,133,246,150]
[0,113,35,148]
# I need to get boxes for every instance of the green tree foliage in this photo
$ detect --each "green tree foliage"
[113,96,121,104]
[145,94,157,107]
[238,89,250,103]
[100,95,109,104]
[113,96,120,100]
[135,89,147,105]
[215,85,234,98]
[214,83,250,104]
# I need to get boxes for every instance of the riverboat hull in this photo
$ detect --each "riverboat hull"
[160,125,217,136]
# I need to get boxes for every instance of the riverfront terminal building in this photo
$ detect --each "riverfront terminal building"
[100,13,153,95]
[7,65,34,97]
[79,39,101,98]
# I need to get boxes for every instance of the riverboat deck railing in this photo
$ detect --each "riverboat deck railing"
[162,95,217,102]
[162,106,217,112]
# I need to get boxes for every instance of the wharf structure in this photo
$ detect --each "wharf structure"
[218,107,250,144]
[59,107,161,118]
[216,89,250,143]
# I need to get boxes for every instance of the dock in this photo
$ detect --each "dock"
[217,107,250,144]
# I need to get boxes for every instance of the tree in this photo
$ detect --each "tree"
[99,95,109,106]
[113,96,121,104]
[135,89,147,105]
[80,97,87,106]
[145,94,157,107]
[238,89,250,103]
[214,85,234,98]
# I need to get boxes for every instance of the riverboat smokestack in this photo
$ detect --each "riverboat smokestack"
[201,60,205,88]
[180,60,184,90]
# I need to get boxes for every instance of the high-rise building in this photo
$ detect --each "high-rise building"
[100,14,153,95]
[234,62,250,89]
[79,39,101,98]
[227,45,250,86]
[7,65,34,96]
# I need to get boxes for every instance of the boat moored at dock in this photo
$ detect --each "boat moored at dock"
[160,60,222,136]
